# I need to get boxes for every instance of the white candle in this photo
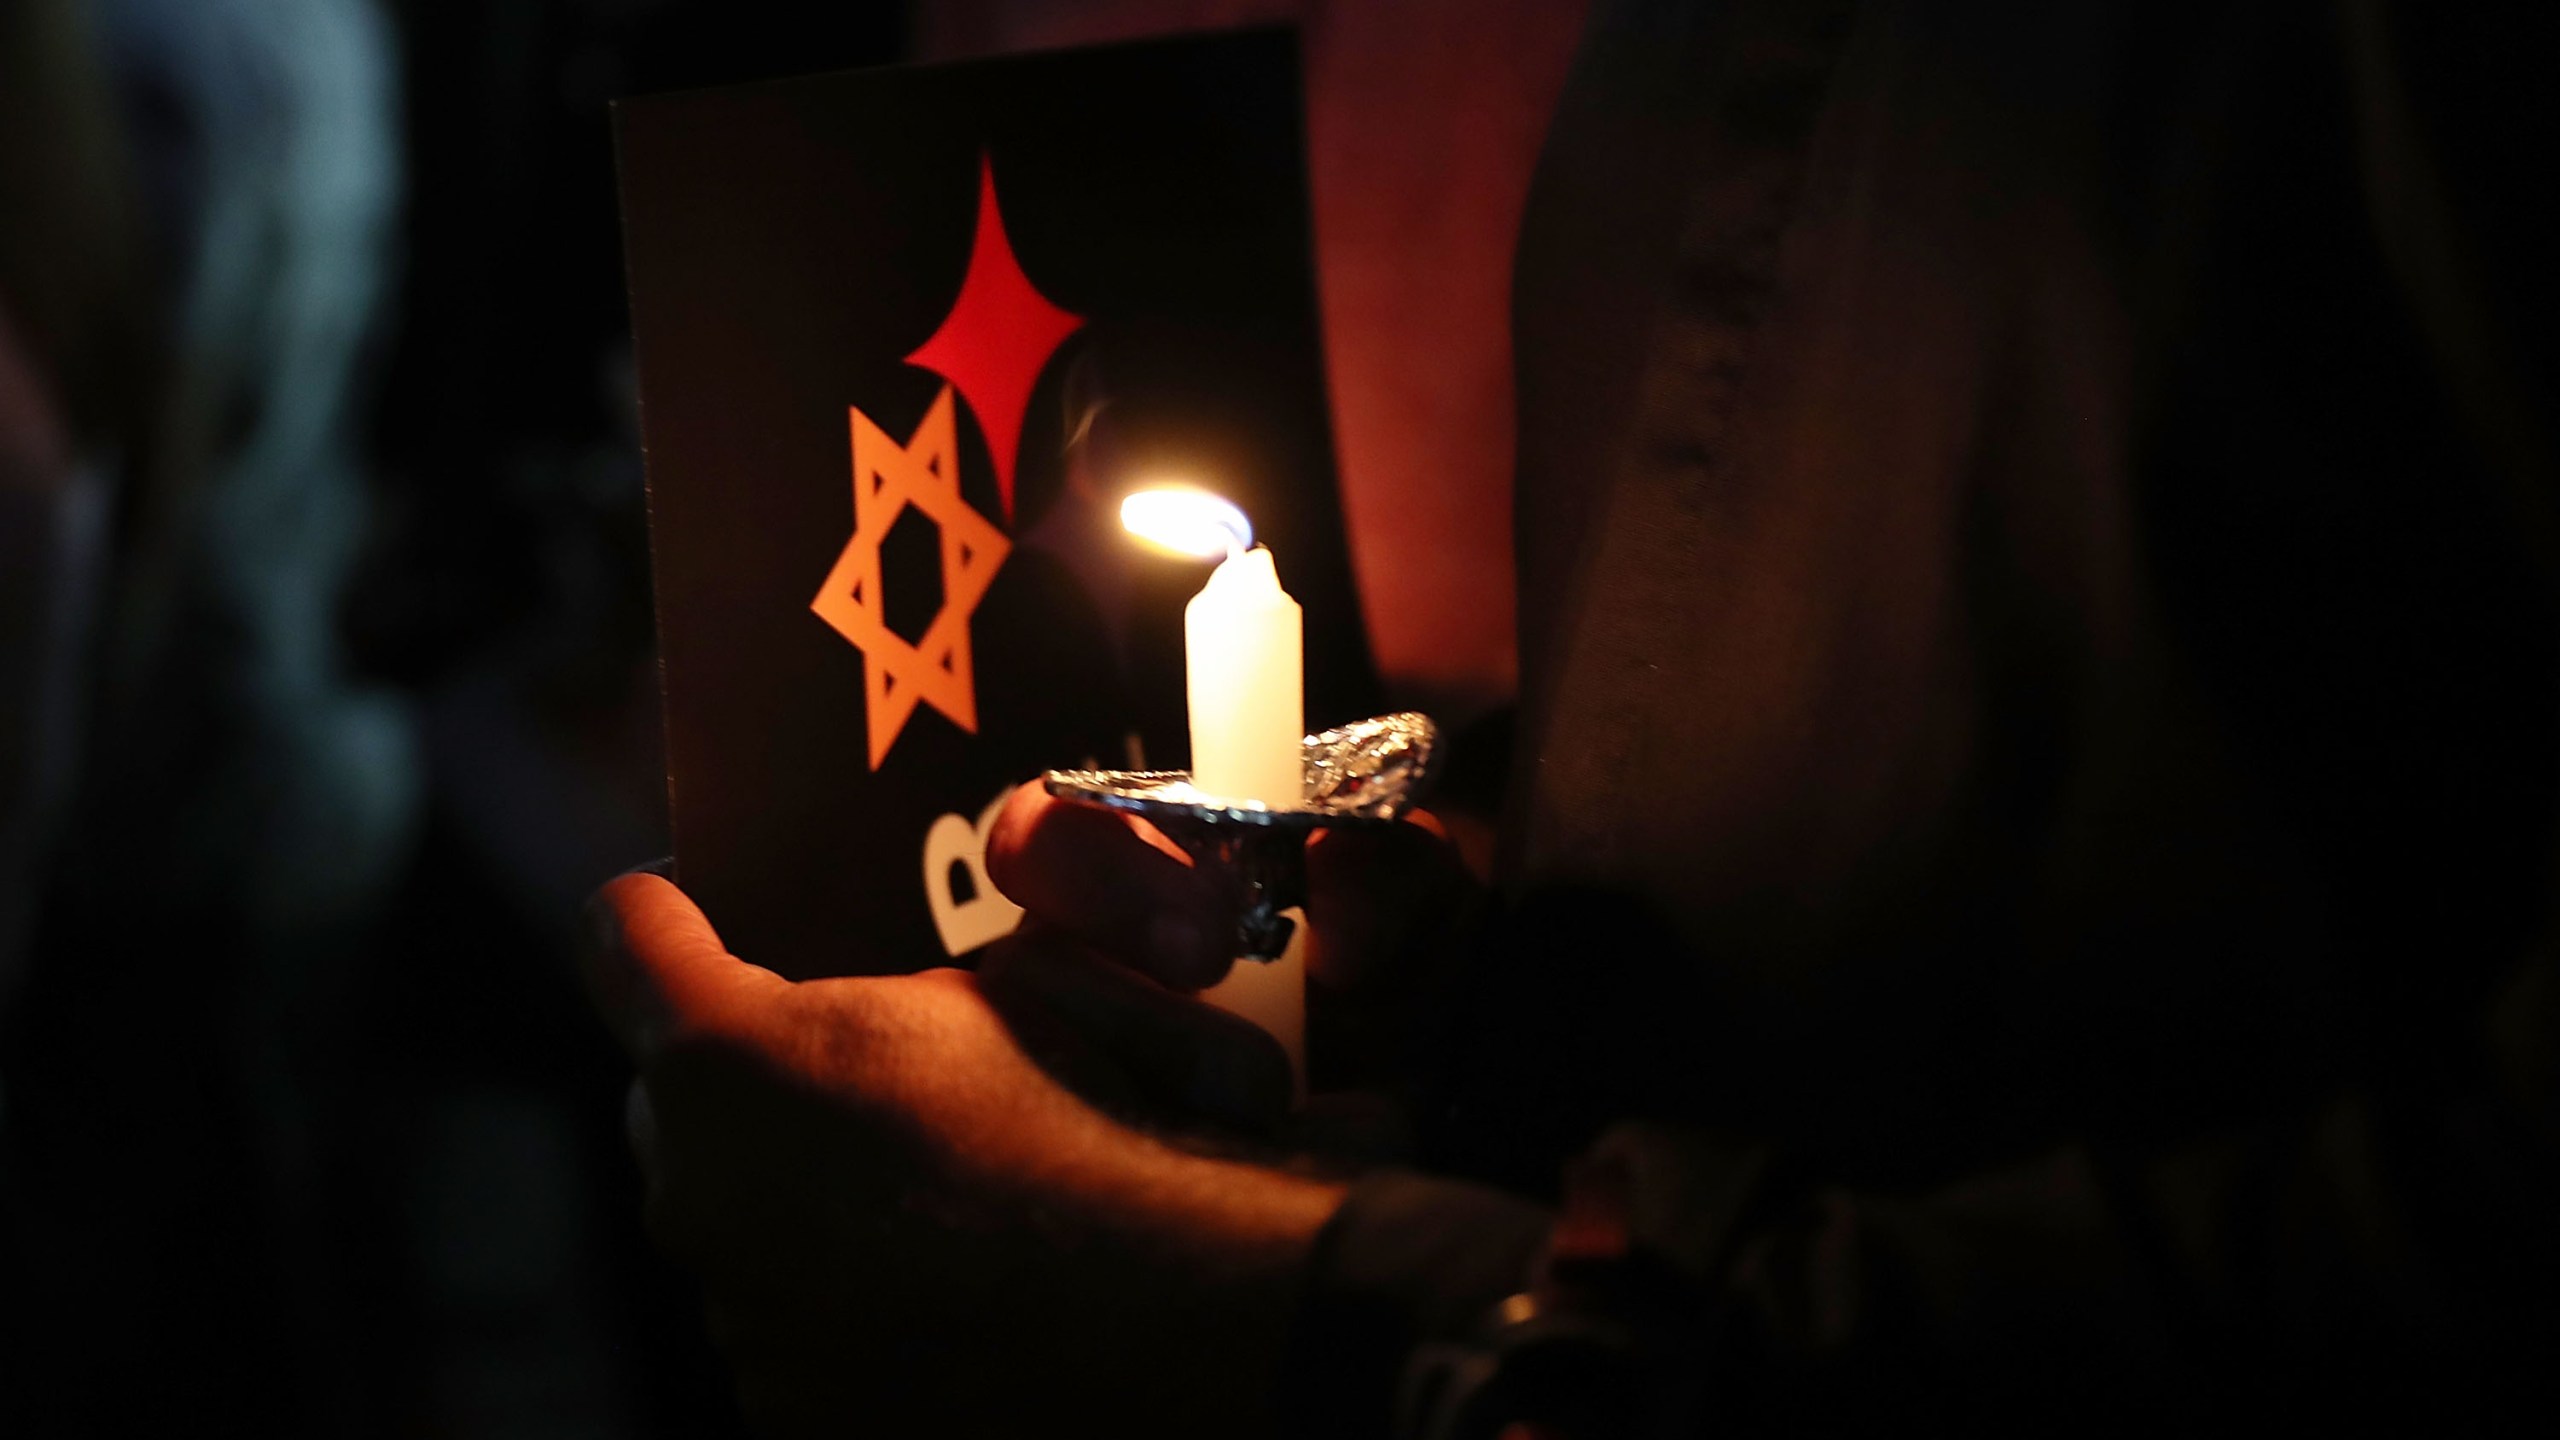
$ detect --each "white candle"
[1184,545,1303,805]
[1200,912,1306,1105]
[1122,490,1308,1092]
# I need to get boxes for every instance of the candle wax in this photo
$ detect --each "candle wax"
[1184,546,1303,805]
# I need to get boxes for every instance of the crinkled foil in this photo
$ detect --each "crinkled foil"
[1043,711,1440,958]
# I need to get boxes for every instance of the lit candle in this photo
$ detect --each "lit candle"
[1119,489,1304,805]
[1185,548,1304,804]
[1122,488,1307,1093]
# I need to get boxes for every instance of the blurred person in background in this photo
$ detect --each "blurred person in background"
[3,0,415,1430]
[4,3,913,1435]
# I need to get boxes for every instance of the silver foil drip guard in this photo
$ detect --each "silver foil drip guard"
[1043,711,1440,960]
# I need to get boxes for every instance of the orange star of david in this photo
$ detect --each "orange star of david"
[810,384,1011,769]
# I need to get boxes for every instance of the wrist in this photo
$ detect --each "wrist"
[1050,1139,1348,1438]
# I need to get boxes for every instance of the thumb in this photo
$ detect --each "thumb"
[581,869,789,1062]
[976,929,1293,1135]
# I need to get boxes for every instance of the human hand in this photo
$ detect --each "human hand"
[985,783,1480,994]
[581,871,1341,1439]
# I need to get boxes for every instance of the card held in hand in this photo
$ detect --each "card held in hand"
[616,28,1376,979]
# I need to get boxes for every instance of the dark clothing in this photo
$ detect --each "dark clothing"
[1292,2,2560,1432]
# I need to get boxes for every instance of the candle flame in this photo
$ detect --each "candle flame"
[1120,488,1253,559]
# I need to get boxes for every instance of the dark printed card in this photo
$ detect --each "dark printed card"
[616,28,1375,979]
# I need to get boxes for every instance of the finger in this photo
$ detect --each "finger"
[977,930,1291,1134]
[1302,812,1477,988]
[985,783,1241,989]
[582,869,789,1062]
